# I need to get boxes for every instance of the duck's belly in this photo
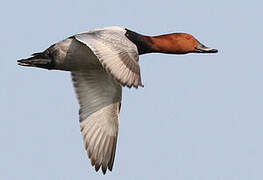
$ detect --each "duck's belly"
[53,38,102,71]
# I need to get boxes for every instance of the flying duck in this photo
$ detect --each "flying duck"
[17,26,218,174]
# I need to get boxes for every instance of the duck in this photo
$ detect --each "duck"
[17,26,218,174]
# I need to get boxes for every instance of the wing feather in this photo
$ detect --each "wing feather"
[74,27,143,88]
[71,69,122,174]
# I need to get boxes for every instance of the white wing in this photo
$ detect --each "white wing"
[71,69,122,174]
[74,27,143,88]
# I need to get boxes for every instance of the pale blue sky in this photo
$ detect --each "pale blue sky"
[1,0,263,179]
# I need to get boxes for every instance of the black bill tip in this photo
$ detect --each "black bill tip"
[194,40,218,53]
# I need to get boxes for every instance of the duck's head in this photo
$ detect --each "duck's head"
[150,33,218,54]
[178,33,218,54]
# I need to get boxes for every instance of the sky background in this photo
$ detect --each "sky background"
[1,0,263,179]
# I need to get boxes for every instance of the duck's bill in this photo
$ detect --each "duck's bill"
[194,41,218,53]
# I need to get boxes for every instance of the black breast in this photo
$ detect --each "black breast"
[125,29,153,55]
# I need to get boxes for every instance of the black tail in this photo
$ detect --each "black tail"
[17,51,54,70]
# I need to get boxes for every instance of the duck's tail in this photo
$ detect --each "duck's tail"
[17,51,54,70]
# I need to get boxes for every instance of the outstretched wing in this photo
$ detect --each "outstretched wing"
[71,69,122,174]
[74,27,143,88]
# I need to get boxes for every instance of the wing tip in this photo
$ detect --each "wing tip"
[125,83,144,89]
[90,159,111,175]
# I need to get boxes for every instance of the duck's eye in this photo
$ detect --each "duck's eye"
[185,35,191,40]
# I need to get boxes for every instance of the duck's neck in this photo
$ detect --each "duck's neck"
[125,29,178,55]
[125,29,154,54]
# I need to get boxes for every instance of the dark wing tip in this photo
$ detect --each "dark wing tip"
[95,163,101,172]
[139,83,144,88]
[102,166,107,175]
[91,158,96,166]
